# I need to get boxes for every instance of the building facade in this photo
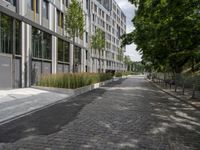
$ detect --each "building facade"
[0,0,126,89]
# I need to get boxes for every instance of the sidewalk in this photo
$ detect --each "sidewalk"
[0,88,69,124]
[149,79,200,110]
[0,78,120,125]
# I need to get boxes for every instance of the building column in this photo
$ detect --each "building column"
[52,36,57,73]
[21,22,26,87]
[21,23,31,87]
[18,0,25,16]
[26,24,32,87]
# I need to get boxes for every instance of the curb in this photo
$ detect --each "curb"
[0,77,123,126]
[147,79,200,111]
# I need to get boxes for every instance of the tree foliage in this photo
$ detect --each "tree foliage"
[117,48,124,62]
[65,0,84,38]
[91,28,105,50]
[122,0,200,73]
[64,0,84,72]
[91,28,105,72]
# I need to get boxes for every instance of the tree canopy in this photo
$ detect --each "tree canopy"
[65,0,84,38]
[122,0,200,73]
[91,28,105,72]
[91,28,105,51]
[64,0,84,72]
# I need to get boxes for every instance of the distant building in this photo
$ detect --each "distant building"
[0,0,126,89]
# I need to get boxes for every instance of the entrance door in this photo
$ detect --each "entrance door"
[0,54,12,89]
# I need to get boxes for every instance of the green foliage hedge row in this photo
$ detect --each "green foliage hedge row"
[37,73,113,89]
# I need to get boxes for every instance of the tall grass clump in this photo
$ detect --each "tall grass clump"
[37,73,113,89]
[115,72,123,77]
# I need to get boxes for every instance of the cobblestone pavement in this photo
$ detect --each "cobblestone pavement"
[0,76,200,150]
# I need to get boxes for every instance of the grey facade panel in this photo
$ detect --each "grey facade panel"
[57,64,63,73]
[31,60,42,85]
[64,65,69,73]
[42,62,51,75]
[14,58,21,88]
[0,54,12,89]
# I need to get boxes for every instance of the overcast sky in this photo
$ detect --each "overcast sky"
[115,0,142,61]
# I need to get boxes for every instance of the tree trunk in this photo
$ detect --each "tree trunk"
[72,37,75,73]
[99,49,101,73]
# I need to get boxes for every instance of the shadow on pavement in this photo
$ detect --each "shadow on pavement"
[0,88,107,143]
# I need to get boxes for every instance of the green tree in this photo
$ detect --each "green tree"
[118,48,124,62]
[91,28,105,73]
[124,55,133,71]
[65,0,84,72]
[122,0,200,73]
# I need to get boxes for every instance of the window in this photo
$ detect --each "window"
[74,46,81,64]
[102,11,104,18]
[58,38,70,62]
[86,50,88,60]
[15,20,21,55]
[0,13,12,54]
[86,0,89,10]
[5,0,16,6]
[85,32,88,43]
[28,0,39,13]
[43,0,48,19]
[0,13,21,55]
[94,4,97,12]
[65,0,69,7]
[57,10,63,28]
[32,27,51,59]
[98,8,101,16]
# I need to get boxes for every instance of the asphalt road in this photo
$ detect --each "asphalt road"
[0,76,200,150]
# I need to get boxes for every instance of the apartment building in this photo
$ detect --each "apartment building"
[0,0,126,89]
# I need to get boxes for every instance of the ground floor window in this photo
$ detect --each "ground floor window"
[58,38,69,63]
[74,46,81,65]
[0,13,21,55]
[32,27,51,60]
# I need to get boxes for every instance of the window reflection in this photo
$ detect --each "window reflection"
[0,13,12,54]
[43,0,48,19]
[74,46,81,64]
[58,38,69,62]
[32,27,51,59]
[0,13,21,55]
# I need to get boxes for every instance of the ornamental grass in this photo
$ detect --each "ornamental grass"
[37,73,113,89]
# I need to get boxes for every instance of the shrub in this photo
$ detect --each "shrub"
[115,72,123,77]
[37,73,113,89]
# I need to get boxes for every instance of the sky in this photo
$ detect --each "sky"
[115,0,142,61]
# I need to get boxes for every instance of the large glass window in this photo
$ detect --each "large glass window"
[58,38,69,62]
[15,20,21,55]
[0,13,21,55]
[74,46,81,64]
[43,0,48,19]
[32,27,51,59]
[0,13,12,54]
